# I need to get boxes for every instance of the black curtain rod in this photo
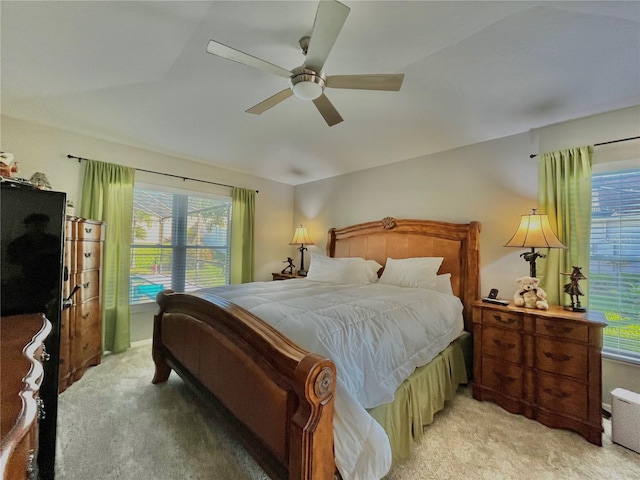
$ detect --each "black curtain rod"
[529,135,640,159]
[67,154,258,193]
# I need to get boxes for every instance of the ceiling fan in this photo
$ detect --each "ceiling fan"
[206,0,404,126]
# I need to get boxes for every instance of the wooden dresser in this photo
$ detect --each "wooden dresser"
[59,217,105,392]
[1,314,52,480]
[472,302,607,445]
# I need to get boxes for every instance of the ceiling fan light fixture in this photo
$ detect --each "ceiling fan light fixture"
[290,68,326,100]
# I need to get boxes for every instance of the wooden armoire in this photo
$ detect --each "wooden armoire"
[59,217,105,392]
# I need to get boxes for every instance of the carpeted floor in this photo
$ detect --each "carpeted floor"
[55,344,640,480]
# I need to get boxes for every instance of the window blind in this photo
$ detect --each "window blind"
[130,188,231,305]
[589,169,640,362]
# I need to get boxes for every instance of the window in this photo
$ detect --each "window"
[589,168,640,363]
[130,185,232,305]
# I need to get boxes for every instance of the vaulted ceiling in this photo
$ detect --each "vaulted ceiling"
[2,1,639,185]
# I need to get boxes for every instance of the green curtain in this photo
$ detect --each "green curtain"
[230,187,255,284]
[537,146,593,306]
[80,159,135,353]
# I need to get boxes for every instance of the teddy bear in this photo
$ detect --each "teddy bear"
[513,276,549,310]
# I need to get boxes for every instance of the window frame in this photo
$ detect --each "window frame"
[589,161,640,365]
[129,182,232,307]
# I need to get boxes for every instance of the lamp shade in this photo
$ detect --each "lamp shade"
[289,225,314,246]
[504,209,565,249]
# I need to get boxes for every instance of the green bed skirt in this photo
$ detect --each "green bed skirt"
[367,331,472,464]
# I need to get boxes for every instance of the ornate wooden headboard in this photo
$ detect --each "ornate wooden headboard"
[327,217,481,332]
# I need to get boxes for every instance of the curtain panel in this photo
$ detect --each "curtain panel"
[537,146,593,306]
[230,187,255,284]
[80,159,135,353]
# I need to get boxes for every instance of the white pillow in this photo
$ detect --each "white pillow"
[365,259,383,283]
[306,254,371,284]
[436,273,454,296]
[378,257,444,290]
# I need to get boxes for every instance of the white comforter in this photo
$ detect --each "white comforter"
[196,280,464,480]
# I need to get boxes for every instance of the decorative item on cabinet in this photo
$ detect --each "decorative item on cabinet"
[58,216,105,393]
[1,314,52,480]
[561,266,588,312]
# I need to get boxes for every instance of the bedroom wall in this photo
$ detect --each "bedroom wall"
[292,105,640,406]
[1,115,295,342]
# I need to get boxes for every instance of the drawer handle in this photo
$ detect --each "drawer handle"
[544,324,573,334]
[543,351,572,362]
[36,397,46,420]
[493,314,516,325]
[493,371,516,384]
[82,281,91,288]
[41,345,51,362]
[26,450,37,480]
[492,339,515,350]
[82,313,90,319]
[543,387,570,400]
[84,252,92,258]
[85,227,93,233]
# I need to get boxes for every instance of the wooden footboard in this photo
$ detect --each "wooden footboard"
[152,290,337,480]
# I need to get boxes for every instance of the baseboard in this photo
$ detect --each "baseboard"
[602,402,612,419]
[131,338,153,348]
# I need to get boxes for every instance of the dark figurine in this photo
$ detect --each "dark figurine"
[562,266,587,312]
[281,257,295,275]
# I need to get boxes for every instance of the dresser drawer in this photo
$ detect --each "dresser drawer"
[76,241,101,271]
[76,299,101,331]
[536,337,588,381]
[482,309,523,330]
[75,270,100,302]
[76,221,102,241]
[536,318,589,342]
[481,356,523,399]
[481,326,521,363]
[537,372,588,421]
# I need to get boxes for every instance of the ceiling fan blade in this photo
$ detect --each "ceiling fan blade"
[304,0,350,73]
[206,40,291,79]
[326,74,405,91]
[245,88,293,115]
[312,94,343,126]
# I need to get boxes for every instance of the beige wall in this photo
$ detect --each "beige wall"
[3,106,638,402]
[293,105,640,405]
[1,115,295,341]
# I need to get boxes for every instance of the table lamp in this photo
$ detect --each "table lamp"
[504,208,566,278]
[290,225,314,276]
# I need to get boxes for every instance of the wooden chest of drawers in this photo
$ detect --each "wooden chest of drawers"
[59,217,105,393]
[1,314,52,480]
[472,302,607,445]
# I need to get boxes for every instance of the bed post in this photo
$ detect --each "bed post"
[289,355,337,480]
[151,292,173,384]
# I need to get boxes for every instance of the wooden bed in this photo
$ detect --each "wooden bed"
[152,217,481,480]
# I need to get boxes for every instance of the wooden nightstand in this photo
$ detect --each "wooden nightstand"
[272,272,304,281]
[472,301,607,445]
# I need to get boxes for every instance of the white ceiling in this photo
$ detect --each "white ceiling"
[2,1,639,185]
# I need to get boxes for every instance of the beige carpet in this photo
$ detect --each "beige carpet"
[55,344,640,480]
